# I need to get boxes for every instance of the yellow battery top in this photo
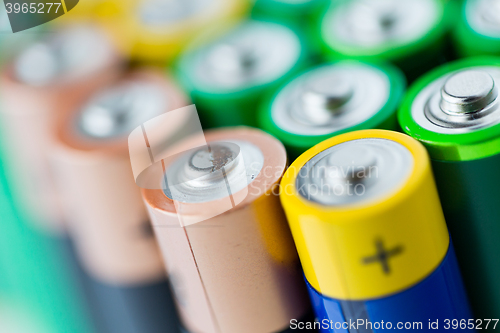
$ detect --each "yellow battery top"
[111,0,249,64]
[280,129,449,300]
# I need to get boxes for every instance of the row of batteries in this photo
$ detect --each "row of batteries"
[2,0,500,332]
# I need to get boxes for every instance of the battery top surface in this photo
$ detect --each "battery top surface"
[280,129,449,300]
[320,0,447,59]
[77,82,168,140]
[11,25,119,87]
[399,57,500,161]
[163,140,264,203]
[295,138,413,207]
[266,60,403,137]
[176,20,304,94]
[142,127,287,224]
[57,70,188,153]
[464,0,500,37]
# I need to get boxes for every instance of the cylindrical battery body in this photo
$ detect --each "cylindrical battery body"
[398,57,500,321]
[50,69,189,333]
[142,127,311,333]
[453,0,500,57]
[280,129,474,331]
[175,20,310,128]
[0,25,124,233]
[318,0,455,82]
[260,60,405,159]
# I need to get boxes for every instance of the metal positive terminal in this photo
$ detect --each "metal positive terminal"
[440,70,497,114]
[466,0,500,37]
[412,66,500,133]
[272,63,390,136]
[296,138,413,206]
[78,83,167,139]
[164,140,264,203]
[324,0,439,48]
[14,26,116,86]
[191,21,301,91]
[139,0,210,26]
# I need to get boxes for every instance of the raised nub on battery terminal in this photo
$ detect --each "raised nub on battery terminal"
[295,74,354,125]
[440,70,497,115]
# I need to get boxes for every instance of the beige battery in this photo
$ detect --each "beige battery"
[50,69,189,284]
[142,127,310,333]
[0,25,124,234]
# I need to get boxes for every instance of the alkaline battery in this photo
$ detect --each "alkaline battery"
[280,129,474,331]
[260,60,405,159]
[50,69,189,333]
[318,0,454,81]
[0,25,124,232]
[454,0,500,57]
[142,127,312,333]
[104,0,249,65]
[398,57,500,322]
[175,20,309,128]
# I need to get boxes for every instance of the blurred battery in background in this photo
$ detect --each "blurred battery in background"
[141,127,313,333]
[175,20,309,128]
[454,0,500,57]
[0,24,124,333]
[318,0,455,81]
[58,0,250,65]
[259,60,405,159]
[399,57,500,323]
[50,69,189,333]
[280,129,474,331]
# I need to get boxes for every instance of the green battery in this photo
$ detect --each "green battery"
[318,0,456,82]
[175,19,309,129]
[454,0,500,57]
[398,57,500,322]
[259,60,405,158]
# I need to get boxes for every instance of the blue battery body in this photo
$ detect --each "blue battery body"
[306,242,475,332]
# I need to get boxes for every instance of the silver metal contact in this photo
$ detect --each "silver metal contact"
[412,66,500,133]
[466,0,500,37]
[78,82,168,139]
[190,21,301,91]
[163,140,264,203]
[14,26,116,86]
[271,62,390,136]
[139,0,211,26]
[324,0,439,48]
[296,138,413,206]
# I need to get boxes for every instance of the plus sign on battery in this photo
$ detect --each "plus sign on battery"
[362,239,404,274]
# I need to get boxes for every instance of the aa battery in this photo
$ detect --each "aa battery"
[398,57,500,322]
[259,60,405,159]
[280,129,474,331]
[50,69,189,333]
[175,20,309,128]
[0,24,124,232]
[318,0,455,81]
[454,0,500,57]
[142,127,311,333]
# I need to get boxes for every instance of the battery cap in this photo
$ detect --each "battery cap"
[440,70,497,115]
